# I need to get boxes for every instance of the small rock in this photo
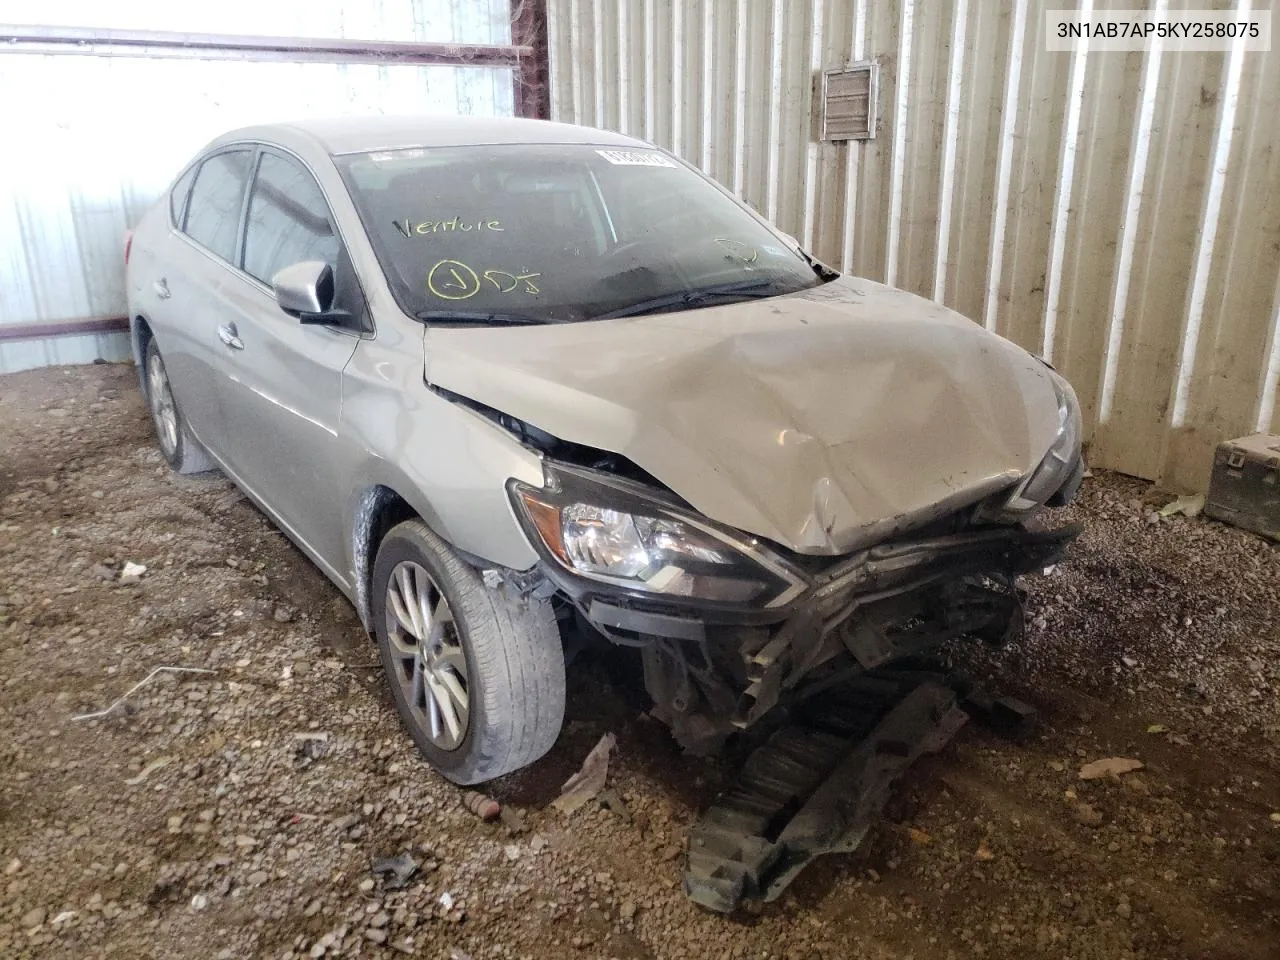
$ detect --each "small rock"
[234,835,257,849]
[358,878,375,894]
[1073,802,1103,827]
[272,605,294,623]
[504,844,520,862]
[1270,812,1280,823]
[661,844,681,862]
[619,900,637,921]
[190,894,209,912]
[1079,757,1144,780]
[304,898,323,917]
[365,928,388,944]
[167,814,184,834]
[5,858,21,876]
[119,561,147,582]
[1116,901,1132,920]
[21,907,46,929]
[332,813,361,833]
[247,870,269,886]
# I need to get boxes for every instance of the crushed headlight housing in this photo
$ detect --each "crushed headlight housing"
[509,463,807,608]
[1005,373,1083,511]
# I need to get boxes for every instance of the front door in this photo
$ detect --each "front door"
[212,149,361,576]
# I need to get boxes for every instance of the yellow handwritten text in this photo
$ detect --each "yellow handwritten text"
[394,217,503,238]
[427,259,541,300]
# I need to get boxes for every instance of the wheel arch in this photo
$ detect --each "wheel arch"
[351,484,420,632]
[131,315,154,394]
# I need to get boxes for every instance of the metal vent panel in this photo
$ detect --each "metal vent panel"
[822,62,876,141]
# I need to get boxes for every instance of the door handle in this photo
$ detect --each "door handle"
[153,278,171,300]
[217,323,244,350]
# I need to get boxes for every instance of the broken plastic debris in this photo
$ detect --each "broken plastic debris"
[1158,493,1205,518]
[72,666,216,721]
[371,852,418,890]
[551,732,617,815]
[1079,757,1144,780]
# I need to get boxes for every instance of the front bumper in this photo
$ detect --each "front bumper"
[561,521,1080,645]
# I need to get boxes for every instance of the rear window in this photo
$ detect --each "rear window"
[169,164,198,229]
[184,149,254,263]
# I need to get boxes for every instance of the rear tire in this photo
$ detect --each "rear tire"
[143,339,216,475]
[372,519,565,784]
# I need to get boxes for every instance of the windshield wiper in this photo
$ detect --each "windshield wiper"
[798,247,840,281]
[415,309,545,326]
[594,279,783,320]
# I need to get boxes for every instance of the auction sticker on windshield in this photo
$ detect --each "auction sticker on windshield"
[595,149,677,167]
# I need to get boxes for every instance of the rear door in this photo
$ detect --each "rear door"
[146,148,256,457]
[212,147,361,572]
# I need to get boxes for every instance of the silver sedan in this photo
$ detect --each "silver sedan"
[126,116,1084,783]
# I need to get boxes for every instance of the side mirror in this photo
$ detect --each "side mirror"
[272,260,335,320]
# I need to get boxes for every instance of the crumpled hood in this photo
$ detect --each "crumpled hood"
[423,277,1062,555]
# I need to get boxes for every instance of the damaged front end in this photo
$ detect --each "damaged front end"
[506,456,1079,753]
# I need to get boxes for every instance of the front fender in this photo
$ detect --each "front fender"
[341,334,546,624]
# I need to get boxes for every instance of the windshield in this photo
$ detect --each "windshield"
[335,143,827,324]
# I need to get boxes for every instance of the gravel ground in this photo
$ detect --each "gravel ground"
[1,362,1278,960]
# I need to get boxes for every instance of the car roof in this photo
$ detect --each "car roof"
[210,115,648,157]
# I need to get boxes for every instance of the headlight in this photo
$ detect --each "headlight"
[509,463,807,608]
[1005,373,1083,511]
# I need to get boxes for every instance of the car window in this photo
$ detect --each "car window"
[185,150,254,263]
[336,144,824,324]
[169,164,198,229]
[243,152,340,286]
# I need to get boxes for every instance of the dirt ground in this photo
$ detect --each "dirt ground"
[1,362,1278,960]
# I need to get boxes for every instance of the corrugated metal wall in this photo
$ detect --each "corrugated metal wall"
[546,0,1280,491]
[0,0,513,374]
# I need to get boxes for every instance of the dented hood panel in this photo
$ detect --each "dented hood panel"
[422,277,1062,554]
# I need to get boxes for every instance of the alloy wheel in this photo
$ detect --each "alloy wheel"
[384,560,470,750]
[147,351,179,458]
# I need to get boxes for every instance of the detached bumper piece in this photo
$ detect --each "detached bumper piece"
[683,673,971,913]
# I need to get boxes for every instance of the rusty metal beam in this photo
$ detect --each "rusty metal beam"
[0,316,130,344]
[0,25,530,69]
[510,0,550,119]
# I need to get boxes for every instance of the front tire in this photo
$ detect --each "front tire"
[372,519,565,784]
[143,339,216,474]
